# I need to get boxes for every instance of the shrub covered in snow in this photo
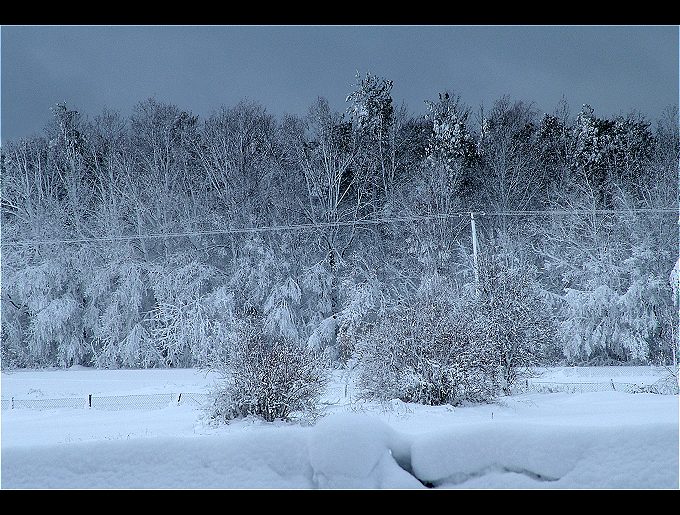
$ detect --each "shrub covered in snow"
[209,314,328,423]
[476,252,557,393]
[644,366,680,395]
[355,277,502,406]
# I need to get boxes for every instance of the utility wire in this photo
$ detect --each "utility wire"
[0,212,468,248]
[1,208,677,248]
[475,208,678,216]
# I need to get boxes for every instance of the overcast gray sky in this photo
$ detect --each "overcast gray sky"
[1,25,678,142]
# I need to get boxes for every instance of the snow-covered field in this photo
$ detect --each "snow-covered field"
[531,365,671,384]
[1,366,678,489]
[0,365,219,398]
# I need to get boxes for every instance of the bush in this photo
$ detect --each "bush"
[355,281,502,406]
[209,315,328,423]
[476,252,557,393]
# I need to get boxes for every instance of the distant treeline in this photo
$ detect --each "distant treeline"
[1,72,678,369]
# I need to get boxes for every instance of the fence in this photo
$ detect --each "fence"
[2,377,677,411]
[0,392,212,411]
[511,378,679,395]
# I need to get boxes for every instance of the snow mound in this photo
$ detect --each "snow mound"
[411,421,679,488]
[2,413,424,489]
[308,413,420,488]
[2,403,677,489]
[2,429,314,489]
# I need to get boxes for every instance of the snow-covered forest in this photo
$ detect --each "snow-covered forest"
[2,72,678,379]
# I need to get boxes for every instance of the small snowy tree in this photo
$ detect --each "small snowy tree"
[355,276,502,405]
[476,252,557,392]
[209,313,328,423]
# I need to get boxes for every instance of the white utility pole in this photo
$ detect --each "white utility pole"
[471,211,480,296]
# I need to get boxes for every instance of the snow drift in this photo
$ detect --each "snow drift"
[410,420,679,488]
[3,410,677,489]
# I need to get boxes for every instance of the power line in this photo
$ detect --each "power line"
[1,208,677,248]
[0,212,468,248]
[477,208,679,217]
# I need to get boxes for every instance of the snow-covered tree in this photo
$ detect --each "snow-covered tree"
[209,313,328,423]
[476,251,557,391]
[476,98,544,214]
[282,98,369,359]
[196,101,277,227]
[570,105,654,208]
[2,88,676,372]
[424,91,477,193]
[346,72,396,200]
[2,250,90,367]
[356,275,502,405]
[346,72,394,144]
[146,257,228,367]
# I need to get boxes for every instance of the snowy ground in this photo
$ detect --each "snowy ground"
[530,365,671,384]
[1,366,678,489]
[0,365,219,398]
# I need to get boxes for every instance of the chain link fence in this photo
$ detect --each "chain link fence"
[0,392,212,411]
[511,377,679,395]
[2,373,677,411]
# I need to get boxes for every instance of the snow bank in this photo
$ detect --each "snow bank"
[2,368,678,489]
[3,407,677,489]
[308,413,420,488]
[1,404,202,448]
[2,429,314,489]
[411,420,679,488]
[2,413,421,489]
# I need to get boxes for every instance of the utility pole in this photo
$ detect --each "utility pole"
[672,259,678,372]
[676,205,679,371]
[471,211,480,296]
